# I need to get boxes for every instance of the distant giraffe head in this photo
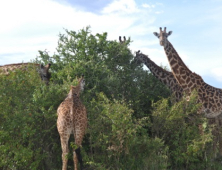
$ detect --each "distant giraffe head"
[68,75,85,98]
[39,63,51,85]
[134,50,145,64]
[154,27,172,47]
[119,36,126,44]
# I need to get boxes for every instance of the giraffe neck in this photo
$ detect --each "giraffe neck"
[68,85,81,98]
[140,54,183,100]
[67,84,83,109]
[143,55,174,87]
[73,93,81,108]
[163,41,198,93]
[164,41,192,74]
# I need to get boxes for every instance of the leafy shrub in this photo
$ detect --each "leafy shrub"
[0,27,218,170]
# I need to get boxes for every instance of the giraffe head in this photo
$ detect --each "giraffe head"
[134,50,146,64]
[69,75,85,97]
[154,27,172,47]
[78,75,85,92]
[39,63,51,85]
[119,36,126,44]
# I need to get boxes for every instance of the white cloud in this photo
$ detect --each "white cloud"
[102,0,139,14]
[0,0,75,33]
[0,0,157,65]
[211,67,222,82]
[142,4,154,8]
[155,11,164,14]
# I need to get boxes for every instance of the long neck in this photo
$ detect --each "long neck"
[73,93,81,107]
[67,88,82,109]
[143,56,173,86]
[67,86,81,98]
[164,41,200,93]
[141,55,183,100]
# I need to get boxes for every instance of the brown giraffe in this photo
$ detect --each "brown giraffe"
[57,76,87,170]
[0,62,51,85]
[154,27,222,156]
[153,27,222,118]
[134,50,183,101]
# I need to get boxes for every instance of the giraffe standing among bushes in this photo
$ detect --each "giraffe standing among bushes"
[153,27,222,156]
[57,76,87,170]
[0,62,51,85]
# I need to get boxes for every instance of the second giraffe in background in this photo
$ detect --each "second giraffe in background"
[134,50,183,101]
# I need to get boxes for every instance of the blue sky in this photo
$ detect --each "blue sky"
[1,0,222,88]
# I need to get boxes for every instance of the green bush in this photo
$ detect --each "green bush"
[151,92,215,169]
[84,92,168,169]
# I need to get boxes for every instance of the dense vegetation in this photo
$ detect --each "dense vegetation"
[0,26,220,169]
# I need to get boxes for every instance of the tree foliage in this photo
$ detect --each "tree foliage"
[0,26,218,169]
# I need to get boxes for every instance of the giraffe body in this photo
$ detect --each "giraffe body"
[57,76,87,170]
[0,62,51,85]
[134,50,183,101]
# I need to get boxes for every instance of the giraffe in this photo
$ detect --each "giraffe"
[57,76,87,170]
[134,50,183,101]
[0,62,51,85]
[119,36,126,44]
[153,27,222,156]
[153,27,222,118]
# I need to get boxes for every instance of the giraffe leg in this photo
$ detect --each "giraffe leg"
[74,149,78,170]
[60,136,70,170]
[74,147,83,170]
[73,128,85,170]
[212,127,218,158]
[217,119,222,157]
[218,135,222,157]
[73,138,84,170]
[198,124,204,136]
[209,119,218,158]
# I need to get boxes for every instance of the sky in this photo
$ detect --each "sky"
[1,0,222,88]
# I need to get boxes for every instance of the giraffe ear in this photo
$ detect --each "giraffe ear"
[47,63,51,68]
[119,36,122,42]
[168,31,172,36]
[153,32,159,38]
